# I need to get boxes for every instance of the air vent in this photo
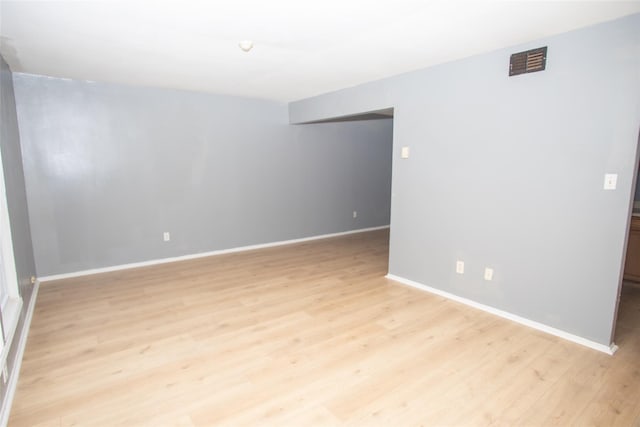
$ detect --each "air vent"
[509,46,547,76]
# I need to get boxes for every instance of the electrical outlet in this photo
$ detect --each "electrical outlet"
[163,232,170,242]
[353,211,357,218]
[30,275,36,284]
[456,260,464,274]
[484,268,494,281]
[401,146,410,159]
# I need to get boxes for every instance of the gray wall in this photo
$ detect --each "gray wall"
[290,14,640,346]
[0,55,36,415]
[13,75,393,276]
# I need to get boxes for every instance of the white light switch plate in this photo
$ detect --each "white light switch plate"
[456,260,464,274]
[401,146,410,159]
[484,268,493,281]
[604,174,617,190]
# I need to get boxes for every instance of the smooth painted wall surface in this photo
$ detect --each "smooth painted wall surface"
[0,55,36,414]
[290,14,640,346]
[13,75,393,276]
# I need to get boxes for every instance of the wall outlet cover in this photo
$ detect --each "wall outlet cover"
[604,173,617,190]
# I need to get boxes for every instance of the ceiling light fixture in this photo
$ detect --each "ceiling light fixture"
[239,40,253,52]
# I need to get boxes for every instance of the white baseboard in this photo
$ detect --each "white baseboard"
[385,274,617,355]
[0,280,40,427]
[39,225,390,282]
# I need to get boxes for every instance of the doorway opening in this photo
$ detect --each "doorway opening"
[613,129,640,348]
[300,107,395,274]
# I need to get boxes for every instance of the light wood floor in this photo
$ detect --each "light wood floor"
[10,230,640,426]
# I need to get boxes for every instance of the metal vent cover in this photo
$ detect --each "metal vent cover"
[509,46,547,76]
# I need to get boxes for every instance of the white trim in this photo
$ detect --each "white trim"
[39,225,391,282]
[385,274,617,355]
[0,280,39,427]
[0,297,22,367]
[0,144,20,302]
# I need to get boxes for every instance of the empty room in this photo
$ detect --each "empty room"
[1,1,640,425]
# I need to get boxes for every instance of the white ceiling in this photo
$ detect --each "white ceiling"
[1,1,639,102]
